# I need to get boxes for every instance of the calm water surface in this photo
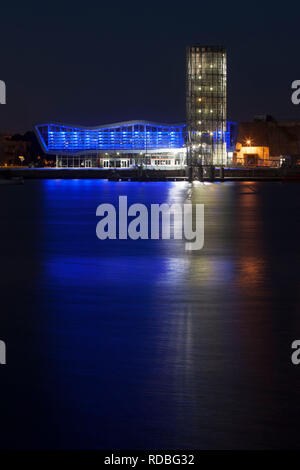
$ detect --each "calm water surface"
[0,179,300,449]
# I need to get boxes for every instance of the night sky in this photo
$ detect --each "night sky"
[1,1,299,133]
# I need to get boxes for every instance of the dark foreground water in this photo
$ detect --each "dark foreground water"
[0,180,300,449]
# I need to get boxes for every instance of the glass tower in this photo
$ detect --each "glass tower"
[186,45,227,168]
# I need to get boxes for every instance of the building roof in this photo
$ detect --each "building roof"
[36,120,186,130]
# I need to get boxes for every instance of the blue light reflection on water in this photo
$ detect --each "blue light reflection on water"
[39,180,196,449]
[37,179,240,449]
[1,180,300,449]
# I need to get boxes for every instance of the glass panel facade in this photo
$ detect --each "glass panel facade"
[186,45,227,166]
[36,122,185,154]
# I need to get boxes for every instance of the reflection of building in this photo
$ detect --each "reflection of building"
[234,117,300,167]
[35,119,237,169]
[186,45,227,167]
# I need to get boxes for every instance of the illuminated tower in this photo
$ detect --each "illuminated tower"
[186,45,227,169]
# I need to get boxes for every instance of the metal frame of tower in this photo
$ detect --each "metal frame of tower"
[186,45,227,177]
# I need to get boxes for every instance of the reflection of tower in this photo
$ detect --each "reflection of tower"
[186,45,227,170]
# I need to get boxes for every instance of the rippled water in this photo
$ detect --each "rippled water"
[0,179,300,449]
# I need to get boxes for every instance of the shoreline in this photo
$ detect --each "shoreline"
[0,167,299,182]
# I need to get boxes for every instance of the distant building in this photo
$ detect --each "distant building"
[234,143,270,166]
[234,118,300,167]
[0,135,30,165]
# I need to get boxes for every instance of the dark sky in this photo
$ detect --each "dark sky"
[0,1,300,133]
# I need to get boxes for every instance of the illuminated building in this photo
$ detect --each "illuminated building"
[234,117,300,167]
[233,143,270,166]
[35,120,187,168]
[186,45,227,168]
[35,119,236,169]
[35,46,235,170]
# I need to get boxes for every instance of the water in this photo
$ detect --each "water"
[0,179,300,450]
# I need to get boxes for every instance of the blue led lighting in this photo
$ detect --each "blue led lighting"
[35,120,237,154]
[36,121,186,154]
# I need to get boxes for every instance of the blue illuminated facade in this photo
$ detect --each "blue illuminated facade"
[35,121,185,155]
[35,119,237,168]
